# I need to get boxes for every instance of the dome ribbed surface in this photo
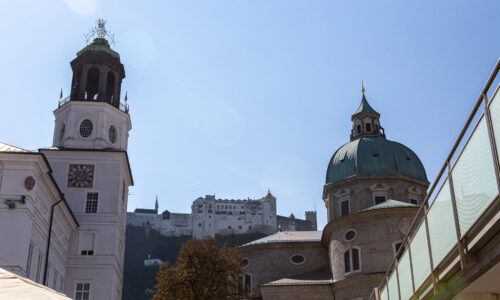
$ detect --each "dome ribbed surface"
[326,137,428,184]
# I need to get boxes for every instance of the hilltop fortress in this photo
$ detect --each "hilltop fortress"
[126,191,317,239]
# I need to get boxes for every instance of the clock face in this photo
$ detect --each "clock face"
[67,164,95,188]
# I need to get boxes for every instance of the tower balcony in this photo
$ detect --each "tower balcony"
[58,96,129,114]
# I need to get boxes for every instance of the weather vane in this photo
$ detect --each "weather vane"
[85,18,116,45]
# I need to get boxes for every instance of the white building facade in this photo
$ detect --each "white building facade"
[0,28,133,300]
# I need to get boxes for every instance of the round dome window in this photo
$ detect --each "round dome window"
[290,254,305,265]
[109,125,117,144]
[241,258,249,268]
[344,229,357,242]
[79,119,93,138]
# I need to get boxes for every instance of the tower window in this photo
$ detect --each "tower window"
[86,67,100,101]
[109,125,117,144]
[356,125,361,134]
[344,229,357,241]
[105,72,116,104]
[85,192,98,213]
[79,119,93,138]
[290,254,305,265]
[340,200,349,216]
[366,123,372,132]
[75,283,90,300]
[410,198,418,205]
[344,247,361,274]
[241,274,252,293]
[79,233,95,256]
[374,196,386,204]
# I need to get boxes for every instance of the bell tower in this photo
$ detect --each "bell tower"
[52,20,131,150]
[350,81,385,141]
[41,20,133,300]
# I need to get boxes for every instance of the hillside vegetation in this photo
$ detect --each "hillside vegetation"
[122,226,267,300]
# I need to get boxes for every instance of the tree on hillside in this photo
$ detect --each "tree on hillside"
[153,237,249,300]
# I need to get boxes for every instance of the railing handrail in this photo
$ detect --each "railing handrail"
[376,58,500,299]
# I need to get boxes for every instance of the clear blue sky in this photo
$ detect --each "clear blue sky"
[1,0,499,228]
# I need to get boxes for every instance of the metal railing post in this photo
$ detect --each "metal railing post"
[446,161,467,269]
[395,258,402,300]
[483,93,500,192]
[407,237,416,295]
[423,204,438,295]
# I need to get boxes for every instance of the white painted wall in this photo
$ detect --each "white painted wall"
[0,153,77,293]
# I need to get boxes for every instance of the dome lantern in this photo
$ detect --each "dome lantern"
[350,82,385,141]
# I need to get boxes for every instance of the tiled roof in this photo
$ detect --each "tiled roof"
[263,267,333,286]
[242,231,322,246]
[358,199,418,213]
[0,142,30,152]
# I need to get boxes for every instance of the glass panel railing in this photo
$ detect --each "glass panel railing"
[397,249,413,300]
[380,285,388,300]
[452,115,499,237]
[489,85,500,159]
[427,179,456,267]
[388,270,399,300]
[410,220,431,289]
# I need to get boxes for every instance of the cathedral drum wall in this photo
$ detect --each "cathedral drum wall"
[325,208,418,297]
[241,242,328,297]
[325,176,427,221]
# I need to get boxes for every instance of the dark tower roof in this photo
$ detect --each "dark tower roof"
[354,94,378,114]
[68,35,126,109]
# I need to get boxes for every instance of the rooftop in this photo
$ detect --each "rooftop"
[242,230,322,246]
[358,199,418,213]
[0,142,30,153]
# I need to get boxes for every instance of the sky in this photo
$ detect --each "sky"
[0,0,499,228]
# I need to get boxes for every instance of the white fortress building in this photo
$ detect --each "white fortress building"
[126,191,317,239]
[0,22,132,300]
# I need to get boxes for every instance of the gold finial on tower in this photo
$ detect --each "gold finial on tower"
[361,80,365,95]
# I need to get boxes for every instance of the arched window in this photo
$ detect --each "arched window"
[356,124,361,134]
[105,72,116,104]
[344,247,361,274]
[86,68,100,101]
[366,123,372,132]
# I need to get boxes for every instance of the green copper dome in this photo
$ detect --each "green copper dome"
[326,136,428,184]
